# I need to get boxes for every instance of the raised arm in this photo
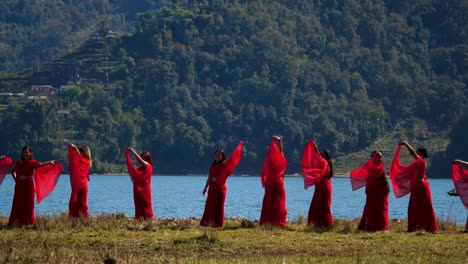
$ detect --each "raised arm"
[454,160,468,167]
[128,147,148,166]
[399,141,418,160]
[273,136,283,153]
[69,144,80,155]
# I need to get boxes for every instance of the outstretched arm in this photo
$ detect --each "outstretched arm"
[128,147,148,166]
[69,144,81,156]
[34,160,56,168]
[399,141,418,160]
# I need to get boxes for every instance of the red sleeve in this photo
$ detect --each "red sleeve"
[261,139,287,188]
[452,162,468,208]
[301,140,329,190]
[35,162,64,204]
[389,146,421,198]
[0,155,13,186]
[215,141,243,185]
[350,155,384,191]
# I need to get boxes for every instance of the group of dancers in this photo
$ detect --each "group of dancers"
[0,137,467,232]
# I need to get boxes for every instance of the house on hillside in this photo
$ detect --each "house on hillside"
[31,85,55,92]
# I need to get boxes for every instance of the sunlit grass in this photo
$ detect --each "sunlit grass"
[0,214,466,263]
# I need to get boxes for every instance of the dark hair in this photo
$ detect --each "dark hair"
[140,151,152,165]
[416,147,430,158]
[321,149,334,177]
[212,149,226,165]
[20,146,34,161]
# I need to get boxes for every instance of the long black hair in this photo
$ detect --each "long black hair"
[416,147,430,158]
[321,149,334,177]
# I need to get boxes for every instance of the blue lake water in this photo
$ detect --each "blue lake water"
[0,175,466,225]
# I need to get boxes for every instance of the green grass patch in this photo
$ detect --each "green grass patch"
[0,214,466,263]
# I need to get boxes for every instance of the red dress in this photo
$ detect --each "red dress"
[260,139,288,227]
[301,140,333,228]
[126,149,154,219]
[8,160,39,225]
[68,145,90,217]
[390,146,438,232]
[351,155,389,231]
[201,142,243,227]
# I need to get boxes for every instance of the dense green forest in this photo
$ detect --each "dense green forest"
[0,0,466,176]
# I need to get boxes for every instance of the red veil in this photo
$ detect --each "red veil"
[35,162,64,204]
[452,162,468,208]
[301,140,329,190]
[389,146,422,198]
[350,155,384,191]
[261,139,287,188]
[0,155,13,186]
[68,145,90,192]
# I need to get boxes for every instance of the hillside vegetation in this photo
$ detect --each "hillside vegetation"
[0,0,466,175]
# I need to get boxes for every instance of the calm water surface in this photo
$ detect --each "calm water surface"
[0,175,466,225]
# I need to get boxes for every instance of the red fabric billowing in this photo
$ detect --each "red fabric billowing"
[350,155,385,191]
[261,139,287,188]
[452,163,468,208]
[9,159,40,225]
[200,141,243,227]
[125,149,153,219]
[68,145,90,217]
[35,162,64,204]
[357,177,389,231]
[308,176,333,228]
[0,155,13,186]
[259,139,288,227]
[389,146,419,198]
[301,140,329,190]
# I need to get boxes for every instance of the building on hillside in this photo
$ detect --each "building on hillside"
[31,85,55,92]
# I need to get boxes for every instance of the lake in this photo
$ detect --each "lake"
[0,175,466,225]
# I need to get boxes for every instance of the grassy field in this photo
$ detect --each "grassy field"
[0,214,467,263]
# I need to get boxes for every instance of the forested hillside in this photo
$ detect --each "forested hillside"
[0,0,466,176]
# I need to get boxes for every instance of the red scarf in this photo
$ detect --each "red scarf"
[125,149,152,191]
[35,162,64,204]
[261,139,287,188]
[350,155,384,191]
[68,145,90,191]
[0,155,13,186]
[389,146,423,198]
[452,162,468,208]
[301,140,329,190]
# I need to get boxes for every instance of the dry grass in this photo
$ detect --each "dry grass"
[0,214,466,263]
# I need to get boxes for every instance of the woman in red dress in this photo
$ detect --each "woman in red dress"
[9,146,62,226]
[201,141,243,227]
[452,159,468,230]
[351,151,389,231]
[126,147,154,220]
[306,141,334,228]
[390,141,438,232]
[68,144,92,218]
[260,136,288,227]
